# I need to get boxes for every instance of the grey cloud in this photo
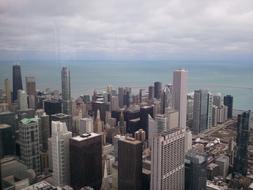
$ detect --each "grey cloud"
[0,0,253,60]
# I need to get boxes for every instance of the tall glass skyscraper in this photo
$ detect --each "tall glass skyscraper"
[61,67,71,115]
[12,64,23,102]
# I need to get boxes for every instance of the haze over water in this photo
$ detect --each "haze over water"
[0,60,252,111]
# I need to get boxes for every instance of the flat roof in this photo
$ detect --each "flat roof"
[71,132,100,141]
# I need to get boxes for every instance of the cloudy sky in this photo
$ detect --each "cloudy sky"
[0,0,253,61]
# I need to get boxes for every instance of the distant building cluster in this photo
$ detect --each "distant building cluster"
[0,64,252,190]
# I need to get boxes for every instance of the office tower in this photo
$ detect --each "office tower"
[26,76,36,108]
[148,115,156,147]
[155,114,167,133]
[113,135,125,162]
[151,128,185,190]
[123,87,131,107]
[212,106,218,127]
[43,99,62,116]
[192,89,211,134]
[50,121,72,186]
[140,105,154,139]
[160,87,168,114]
[80,118,93,134]
[0,124,15,157]
[217,105,228,124]
[216,155,229,179]
[213,93,222,107]
[148,86,154,100]
[172,69,187,129]
[12,64,23,102]
[118,137,143,190]
[92,101,110,122]
[17,90,28,110]
[51,113,72,132]
[233,111,252,176]
[94,109,103,133]
[187,95,194,123]
[4,79,12,110]
[224,95,233,119]
[118,111,126,135]
[185,151,207,190]
[207,93,213,129]
[118,87,124,108]
[165,108,179,130]
[111,96,119,111]
[61,67,71,115]
[70,133,102,190]
[40,113,50,151]
[154,81,162,99]
[19,118,41,174]
[134,129,146,142]
[185,130,192,153]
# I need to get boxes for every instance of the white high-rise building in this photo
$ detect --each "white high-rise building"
[50,121,72,186]
[79,117,93,134]
[148,115,157,148]
[207,93,213,129]
[151,128,185,190]
[165,108,179,130]
[185,130,192,154]
[172,69,188,129]
[111,96,119,111]
[155,114,167,133]
[18,90,28,110]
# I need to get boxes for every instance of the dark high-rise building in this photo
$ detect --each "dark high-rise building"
[40,114,50,151]
[123,88,131,107]
[12,65,23,102]
[70,133,102,190]
[118,87,124,108]
[61,67,71,115]
[224,95,233,119]
[0,124,15,157]
[43,99,62,116]
[118,137,143,190]
[233,111,252,176]
[148,86,154,100]
[154,81,162,99]
[185,151,207,190]
[92,101,110,122]
[140,106,153,139]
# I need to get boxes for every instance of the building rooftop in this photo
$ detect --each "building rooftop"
[0,123,11,129]
[71,132,100,141]
[120,136,142,145]
[20,118,38,125]
[51,113,70,118]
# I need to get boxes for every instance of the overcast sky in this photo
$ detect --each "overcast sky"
[0,0,253,61]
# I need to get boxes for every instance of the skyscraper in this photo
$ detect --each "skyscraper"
[12,64,23,102]
[118,137,143,190]
[61,67,71,115]
[94,109,103,133]
[151,128,185,190]
[148,86,155,100]
[172,69,187,129]
[80,117,93,134]
[50,121,72,186]
[118,87,124,108]
[26,76,36,108]
[70,133,102,190]
[224,95,233,119]
[233,111,252,176]
[17,90,28,110]
[154,81,162,99]
[19,118,41,174]
[4,79,12,110]
[185,151,207,190]
[192,89,209,134]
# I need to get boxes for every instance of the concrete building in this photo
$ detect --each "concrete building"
[18,90,28,110]
[185,129,192,154]
[155,114,167,133]
[172,69,187,129]
[216,155,229,179]
[19,118,41,174]
[118,137,143,190]
[25,76,36,109]
[4,79,12,110]
[70,133,102,190]
[0,124,15,157]
[50,121,72,186]
[110,96,119,111]
[151,128,185,190]
[51,113,72,132]
[79,118,93,134]
[165,108,179,130]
